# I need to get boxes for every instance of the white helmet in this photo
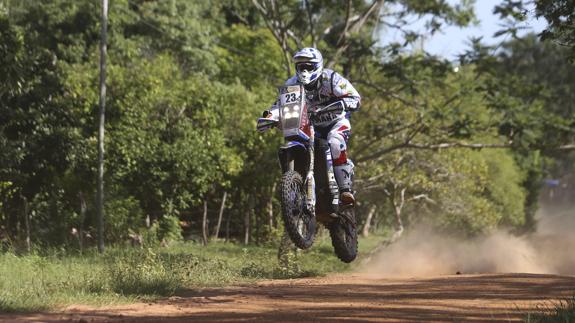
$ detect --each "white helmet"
[293,48,323,86]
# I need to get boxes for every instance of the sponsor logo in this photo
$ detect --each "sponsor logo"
[315,112,339,124]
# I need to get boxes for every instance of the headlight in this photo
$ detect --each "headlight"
[282,105,300,119]
[281,104,302,131]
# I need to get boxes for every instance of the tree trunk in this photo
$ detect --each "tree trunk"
[268,183,276,229]
[225,211,231,243]
[212,191,227,240]
[202,199,208,246]
[97,0,109,254]
[362,205,376,237]
[243,211,250,245]
[7,200,17,241]
[255,204,261,245]
[391,204,404,243]
[23,196,30,253]
[244,198,253,245]
[79,192,87,252]
[389,187,406,243]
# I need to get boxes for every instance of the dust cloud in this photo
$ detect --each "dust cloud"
[360,208,575,277]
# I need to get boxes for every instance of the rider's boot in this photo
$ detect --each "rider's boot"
[334,160,355,206]
[340,190,355,206]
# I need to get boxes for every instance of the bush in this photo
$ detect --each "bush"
[240,262,268,278]
[158,215,183,244]
[104,197,145,242]
[105,248,180,296]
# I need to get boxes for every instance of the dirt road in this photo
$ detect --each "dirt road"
[3,273,575,322]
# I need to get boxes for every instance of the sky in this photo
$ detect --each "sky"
[379,0,548,60]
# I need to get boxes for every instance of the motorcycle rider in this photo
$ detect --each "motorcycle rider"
[262,47,361,205]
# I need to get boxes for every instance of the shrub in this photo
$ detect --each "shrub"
[105,248,180,296]
[526,297,575,323]
[158,215,183,244]
[104,197,144,242]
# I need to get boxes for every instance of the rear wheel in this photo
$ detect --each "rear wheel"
[280,170,316,249]
[329,208,358,263]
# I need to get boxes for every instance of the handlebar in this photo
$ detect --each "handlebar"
[257,100,345,133]
[256,117,279,132]
[312,100,345,115]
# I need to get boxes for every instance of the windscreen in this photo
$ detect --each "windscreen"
[278,85,303,137]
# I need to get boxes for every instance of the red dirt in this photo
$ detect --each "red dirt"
[2,273,574,322]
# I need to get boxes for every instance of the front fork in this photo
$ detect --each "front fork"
[305,126,339,215]
[305,126,316,215]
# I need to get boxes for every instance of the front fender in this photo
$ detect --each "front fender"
[278,141,310,174]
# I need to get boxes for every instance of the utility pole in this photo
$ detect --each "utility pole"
[97,0,108,253]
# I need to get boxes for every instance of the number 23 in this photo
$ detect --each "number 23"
[284,93,297,103]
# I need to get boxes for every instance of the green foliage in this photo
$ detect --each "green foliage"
[352,54,531,235]
[158,215,182,243]
[495,35,575,147]
[0,251,123,312]
[0,236,380,311]
[536,0,575,51]
[525,296,575,323]
[0,0,273,246]
[216,24,285,86]
[431,149,526,235]
[461,35,575,230]
[0,0,573,248]
[482,150,526,227]
[104,196,144,242]
[106,248,179,296]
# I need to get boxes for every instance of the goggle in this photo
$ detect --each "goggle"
[296,62,317,72]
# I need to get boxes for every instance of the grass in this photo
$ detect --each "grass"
[0,232,382,313]
[525,297,575,323]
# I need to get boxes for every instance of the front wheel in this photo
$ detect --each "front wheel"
[329,208,358,263]
[280,170,316,249]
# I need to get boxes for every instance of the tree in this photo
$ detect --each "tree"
[495,0,575,55]
[249,0,475,76]
[1,0,574,248]
[536,0,575,52]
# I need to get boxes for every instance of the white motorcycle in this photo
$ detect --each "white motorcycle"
[257,85,357,263]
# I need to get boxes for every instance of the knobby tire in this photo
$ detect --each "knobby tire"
[280,170,316,249]
[329,208,358,263]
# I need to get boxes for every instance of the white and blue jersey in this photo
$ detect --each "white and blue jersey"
[268,69,361,125]
[267,69,360,170]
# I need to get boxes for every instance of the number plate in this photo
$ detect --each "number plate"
[279,86,301,106]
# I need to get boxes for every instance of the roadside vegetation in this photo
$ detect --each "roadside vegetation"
[0,234,381,312]
[526,297,575,323]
